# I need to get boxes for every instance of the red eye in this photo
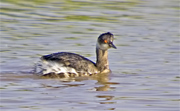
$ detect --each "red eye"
[104,40,108,43]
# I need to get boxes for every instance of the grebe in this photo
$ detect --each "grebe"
[35,32,116,77]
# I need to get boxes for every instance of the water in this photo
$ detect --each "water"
[0,0,179,111]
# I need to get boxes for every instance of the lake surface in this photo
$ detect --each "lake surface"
[0,0,179,111]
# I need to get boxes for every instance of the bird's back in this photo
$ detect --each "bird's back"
[35,52,99,77]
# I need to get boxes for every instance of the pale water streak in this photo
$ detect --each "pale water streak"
[0,0,179,111]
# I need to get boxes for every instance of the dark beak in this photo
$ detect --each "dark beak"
[109,42,117,49]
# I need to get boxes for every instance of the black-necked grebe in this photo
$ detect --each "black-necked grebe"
[35,32,116,77]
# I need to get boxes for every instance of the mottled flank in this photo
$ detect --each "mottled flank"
[35,52,99,77]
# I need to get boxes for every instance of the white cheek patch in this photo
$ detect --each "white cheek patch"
[96,42,109,50]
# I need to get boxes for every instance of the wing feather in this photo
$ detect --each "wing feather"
[41,52,98,74]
